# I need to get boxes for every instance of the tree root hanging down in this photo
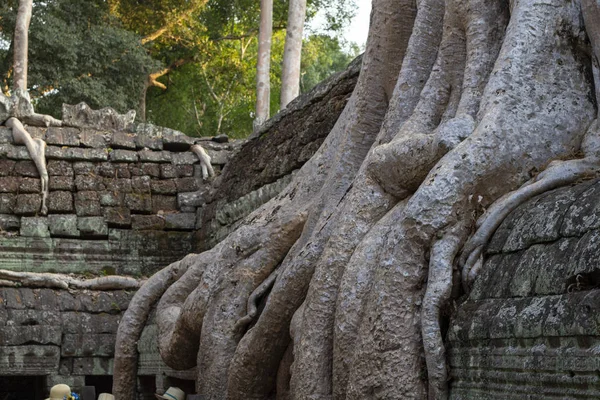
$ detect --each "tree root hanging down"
[0,269,145,290]
[191,144,215,179]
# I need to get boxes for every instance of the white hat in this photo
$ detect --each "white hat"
[46,384,71,400]
[98,394,115,400]
[155,387,185,400]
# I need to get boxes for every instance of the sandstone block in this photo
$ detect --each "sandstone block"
[177,177,200,192]
[135,134,163,150]
[49,175,74,191]
[160,164,177,179]
[20,217,50,237]
[61,333,116,357]
[104,207,131,227]
[124,193,152,213]
[132,215,165,230]
[48,191,73,213]
[45,127,80,146]
[132,176,151,192]
[0,214,19,231]
[115,163,131,178]
[110,132,136,149]
[99,191,121,207]
[19,177,41,193]
[165,213,196,230]
[79,129,108,148]
[0,143,31,160]
[142,163,160,177]
[151,179,177,195]
[139,150,172,163]
[0,325,62,346]
[75,191,101,216]
[172,152,197,165]
[77,216,108,237]
[104,178,132,193]
[0,159,15,176]
[0,194,15,213]
[176,164,194,177]
[0,176,18,192]
[97,162,115,177]
[14,160,39,177]
[73,162,95,175]
[14,194,41,215]
[152,195,177,213]
[0,345,60,375]
[0,126,12,144]
[46,146,107,161]
[48,214,79,237]
[162,131,194,151]
[47,160,73,176]
[75,174,103,191]
[110,149,138,162]
[177,188,209,208]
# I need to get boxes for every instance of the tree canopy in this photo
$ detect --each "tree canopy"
[0,0,358,138]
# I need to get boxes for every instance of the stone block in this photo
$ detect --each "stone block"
[0,345,60,375]
[132,176,151,192]
[46,374,85,391]
[24,126,45,140]
[110,132,136,149]
[104,207,131,227]
[160,164,177,178]
[62,334,116,357]
[8,309,61,326]
[99,191,121,207]
[20,217,50,237]
[115,163,131,178]
[48,191,74,213]
[132,215,165,230]
[45,127,80,146]
[61,312,120,334]
[135,134,163,150]
[47,160,73,176]
[14,194,42,215]
[0,176,18,192]
[0,194,15,213]
[110,149,138,162]
[14,160,39,177]
[0,214,19,231]
[49,175,74,191]
[78,292,118,313]
[0,126,13,144]
[75,174,104,191]
[0,159,16,176]
[1,288,26,309]
[0,325,62,346]
[176,164,194,177]
[77,216,108,237]
[104,177,132,193]
[152,195,177,213]
[46,146,108,161]
[124,193,152,213]
[139,150,172,163]
[79,129,108,148]
[162,131,194,151]
[48,214,79,237]
[172,152,197,165]
[165,213,196,230]
[177,177,200,192]
[151,179,177,195]
[142,163,160,177]
[32,289,59,310]
[72,357,113,375]
[97,162,115,177]
[73,162,95,175]
[177,188,209,208]
[19,177,41,193]
[0,143,31,160]
[75,191,101,216]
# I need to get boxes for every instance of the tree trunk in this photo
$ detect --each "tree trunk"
[13,0,32,91]
[113,0,600,398]
[254,0,273,129]
[280,0,307,109]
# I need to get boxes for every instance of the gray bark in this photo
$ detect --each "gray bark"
[13,0,32,91]
[280,0,307,109]
[254,0,273,129]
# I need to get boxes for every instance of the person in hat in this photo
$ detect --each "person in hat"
[155,387,186,400]
[46,384,71,400]
[97,394,115,400]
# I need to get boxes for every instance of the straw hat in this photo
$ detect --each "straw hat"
[155,387,185,400]
[98,394,115,400]
[46,384,71,400]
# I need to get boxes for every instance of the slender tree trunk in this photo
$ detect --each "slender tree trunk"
[254,0,273,129]
[13,0,32,91]
[280,0,307,109]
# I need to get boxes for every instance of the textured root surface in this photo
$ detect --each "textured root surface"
[0,269,144,290]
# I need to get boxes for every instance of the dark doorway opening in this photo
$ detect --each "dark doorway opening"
[138,375,156,400]
[85,375,113,396]
[0,376,46,400]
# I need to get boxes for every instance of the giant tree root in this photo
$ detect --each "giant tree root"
[0,269,144,290]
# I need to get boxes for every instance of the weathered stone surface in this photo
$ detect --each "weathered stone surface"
[0,194,15,213]
[177,188,209,208]
[62,102,135,132]
[0,214,19,231]
[104,207,131,227]
[79,129,108,148]
[176,164,194,177]
[18,177,40,193]
[45,127,80,146]
[99,191,121,207]
[0,126,13,144]
[0,143,31,160]
[139,150,172,163]
[0,159,16,176]
[141,163,160,178]
[115,163,131,178]
[46,146,108,162]
[0,326,62,346]
[47,160,73,176]
[135,134,163,150]
[75,191,101,216]
[162,131,194,151]
[8,309,61,326]
[72,357,114,375]
[20,217,50,237]
[0,176,18,192]
[132,176,151,192]
[75,174,103,191]
[132,215,165,230]
[160,164,177,179]
[14,160,39,177]
[124,193,152,213]
[177,177,200,192]
[73,162,95,175]
[164,213,195,230]
[151,179,177,195]
[49,175,74,191]
[110,132,136,150]
[77,217,108,237]
[152,195,177,213]
[97,162,116,177]
[205,148,231,165]
[48,191,74,213]
[14,194,41,215]
[62,333,116,357]
[104,178,132,193]
[0,345,60,375]
[110,149,138,162]
[172,152,197,165]
[48,215,79,237]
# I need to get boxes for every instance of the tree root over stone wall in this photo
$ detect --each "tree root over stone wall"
[113,0,600,399]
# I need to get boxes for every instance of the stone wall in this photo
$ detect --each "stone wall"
[0,124,236,277]
[449,179,600,399]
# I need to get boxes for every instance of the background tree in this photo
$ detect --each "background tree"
[113,0,600,399]
[280,0,307,109]
[254,0,273,129]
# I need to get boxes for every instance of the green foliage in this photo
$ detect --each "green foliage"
[0,0,159,117]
